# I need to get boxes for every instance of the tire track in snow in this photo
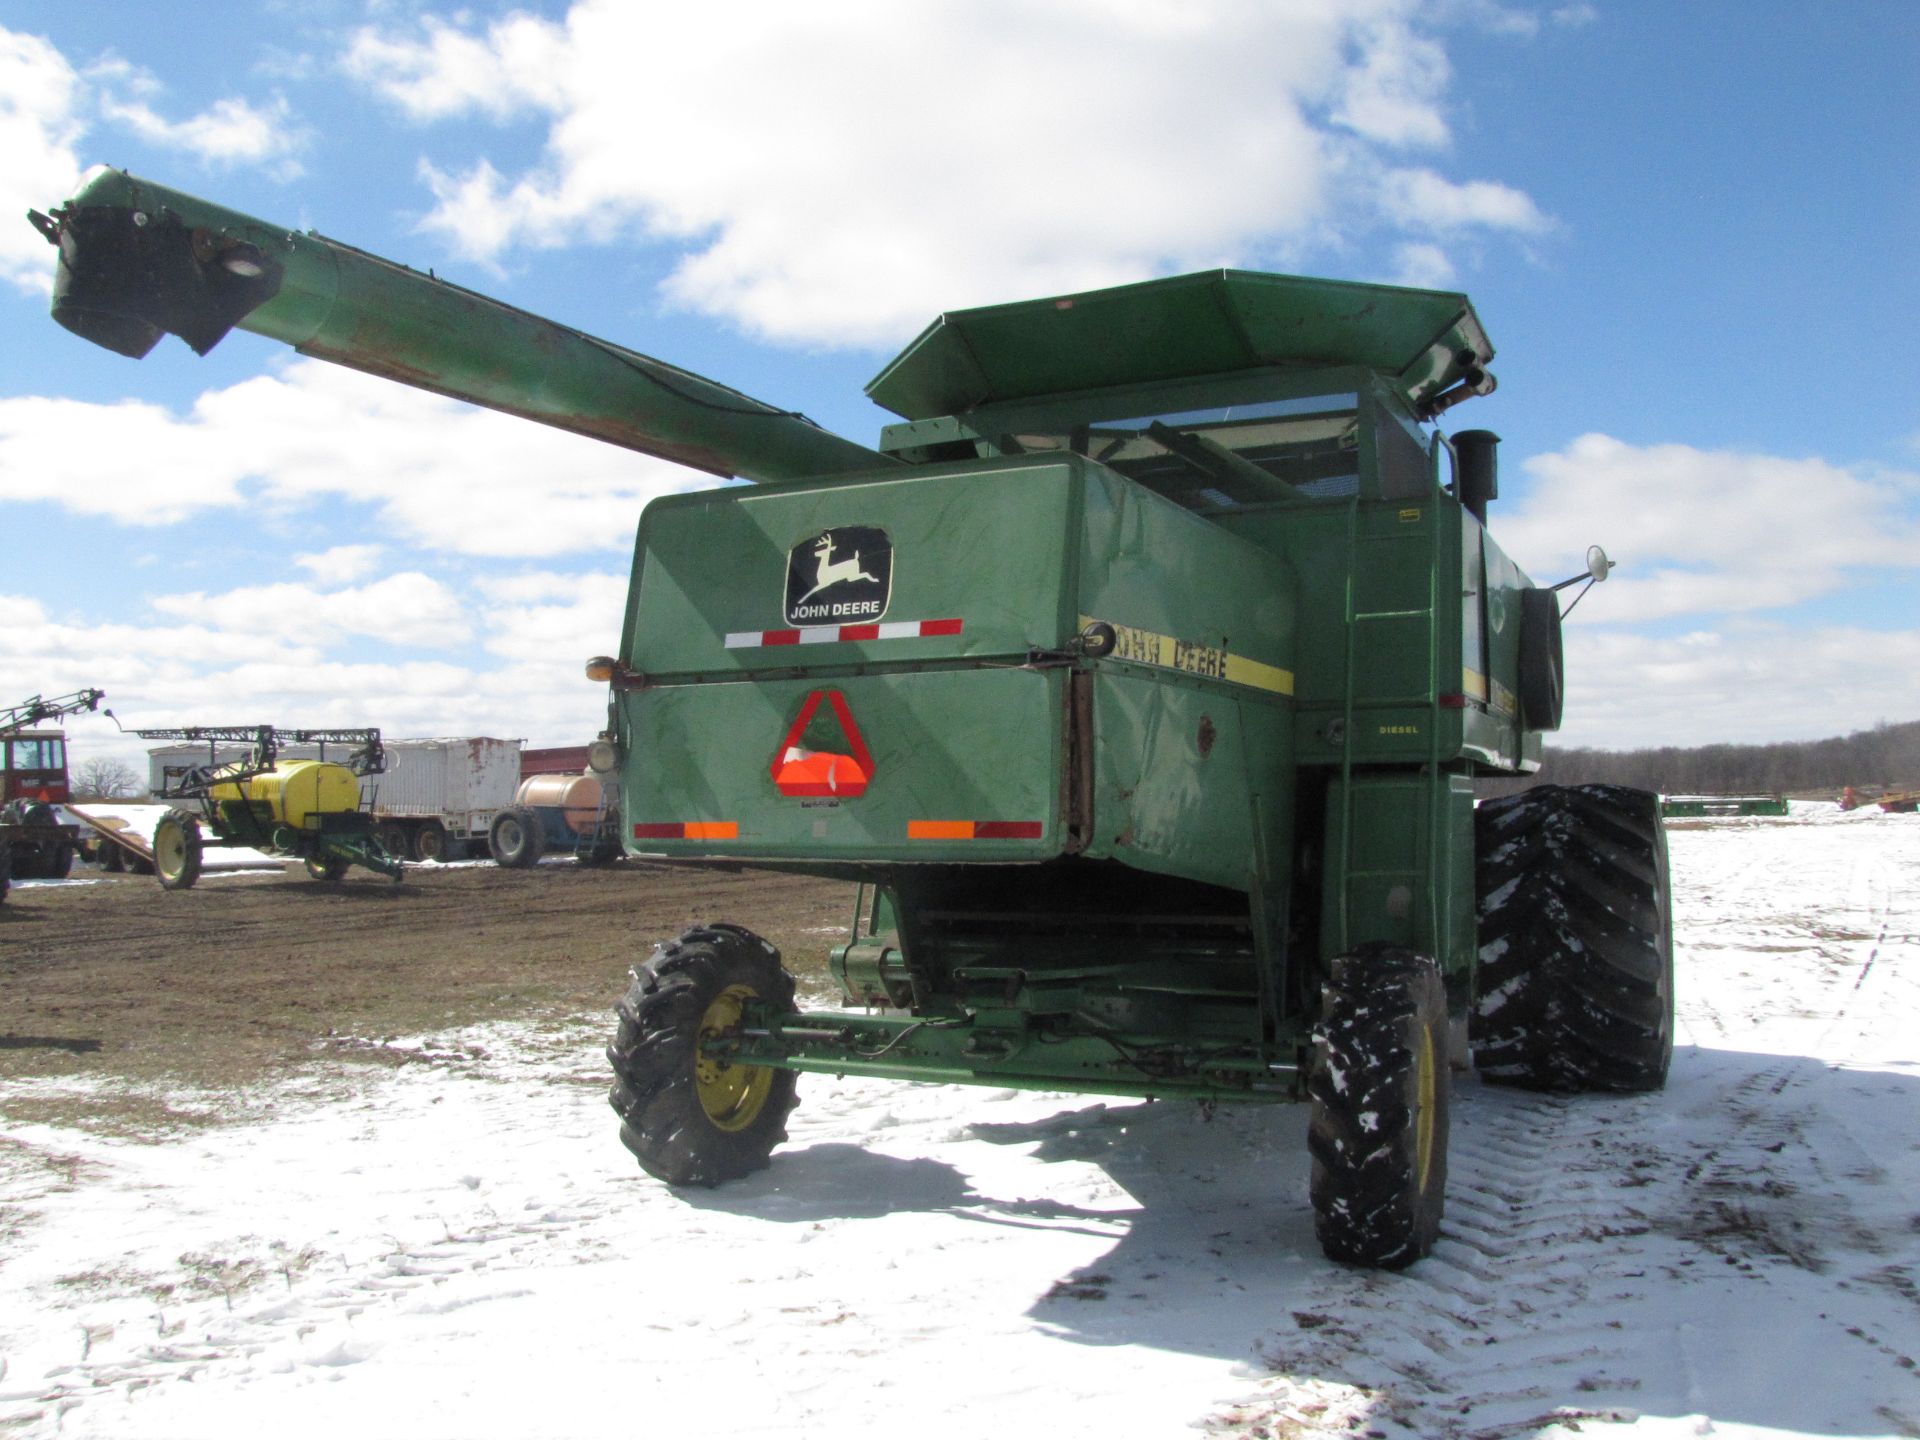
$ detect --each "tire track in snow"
[1216,818,1920,1439]
[1207,1080,1669,1439]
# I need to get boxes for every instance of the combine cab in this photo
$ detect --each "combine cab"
[33,170,1673,1267]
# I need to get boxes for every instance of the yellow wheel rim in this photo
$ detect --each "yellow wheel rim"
[155,824,186,879]
[1413,1025,1438,1193]
[695,984,774,1132]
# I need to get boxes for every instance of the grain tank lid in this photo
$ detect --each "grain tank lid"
[866,269,1493,421]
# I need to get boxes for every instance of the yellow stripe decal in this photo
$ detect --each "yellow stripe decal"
[1461,667,1489,702]
[1079,617,1294,697]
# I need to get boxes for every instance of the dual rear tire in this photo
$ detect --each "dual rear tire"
[1309,783,1672,1268]
[1473,784,1673,1092]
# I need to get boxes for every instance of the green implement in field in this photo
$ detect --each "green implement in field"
[34,170,1674,1270]
[1660,795,1789,818]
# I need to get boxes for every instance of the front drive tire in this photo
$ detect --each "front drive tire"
[1473,784,1673,1092]
[153,808,204,892]
[606,924,799,1187]
[1308,943,1451,1270]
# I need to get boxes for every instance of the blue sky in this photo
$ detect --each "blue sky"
[2,0,1917,773]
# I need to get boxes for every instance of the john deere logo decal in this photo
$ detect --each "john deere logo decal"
[785,526,891,625]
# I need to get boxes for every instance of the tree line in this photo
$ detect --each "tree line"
[1482,718,1920,799]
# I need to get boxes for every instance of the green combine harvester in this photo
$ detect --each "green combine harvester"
[33,169,1672,1268]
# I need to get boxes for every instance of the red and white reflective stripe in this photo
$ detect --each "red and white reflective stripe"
[724,618,963,649]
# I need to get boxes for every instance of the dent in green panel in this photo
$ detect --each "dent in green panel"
[1076,468,1294,670]
[1089,671,1252,892]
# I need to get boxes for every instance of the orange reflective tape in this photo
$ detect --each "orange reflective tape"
[908,820,974,840]
[684,821,739,840]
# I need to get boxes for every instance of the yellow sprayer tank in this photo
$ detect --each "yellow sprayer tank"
[212,759,362,828]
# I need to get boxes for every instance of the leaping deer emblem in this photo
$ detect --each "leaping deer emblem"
[795,534,881,604]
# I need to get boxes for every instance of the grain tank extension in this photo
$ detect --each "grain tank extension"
[34,170,1674,1268]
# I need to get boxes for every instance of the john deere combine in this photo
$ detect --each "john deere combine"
[33,169,1672,1268]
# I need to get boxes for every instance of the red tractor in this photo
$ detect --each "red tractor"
[1,689,104,901]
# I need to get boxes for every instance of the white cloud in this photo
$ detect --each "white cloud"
[1495,434,1920,623]
[0,394,252,522]
[346,0,1552,347]
[0,360,712,556]
[296,545,386,585]
[1558,622,1920,751]
[150,572,473,650]
[1331,19,1452,148]
[0,25,309,293]
[0,588,611,776]
[0,28,85,294]
[1375,166,1549,234]
[96,90,305,175]
[345,15,570,122]
[480,573,628,663]
[1390,241,1457,288]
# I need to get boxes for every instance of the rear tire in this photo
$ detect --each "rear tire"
[100,839,127,872]
[490,807,544,868]
[1308,943,1450,1269]
[153,808,203,892]
[49,844,74,879]
[412,821,448,863]
[576,832,622,866]
[376,823,410,864]
[607,924,799,1187]
[1473,783,1673,1092]
[305,854,351,883]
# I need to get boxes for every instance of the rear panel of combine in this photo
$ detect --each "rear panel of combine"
[614,456,1293,892]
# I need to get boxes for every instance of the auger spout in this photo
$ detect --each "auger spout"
[30,168,892,484]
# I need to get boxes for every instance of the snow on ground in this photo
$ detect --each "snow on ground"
[3,805,1918,1439]
[61,804,282,874]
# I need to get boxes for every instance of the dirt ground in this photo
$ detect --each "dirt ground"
[0,859,854,1105]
